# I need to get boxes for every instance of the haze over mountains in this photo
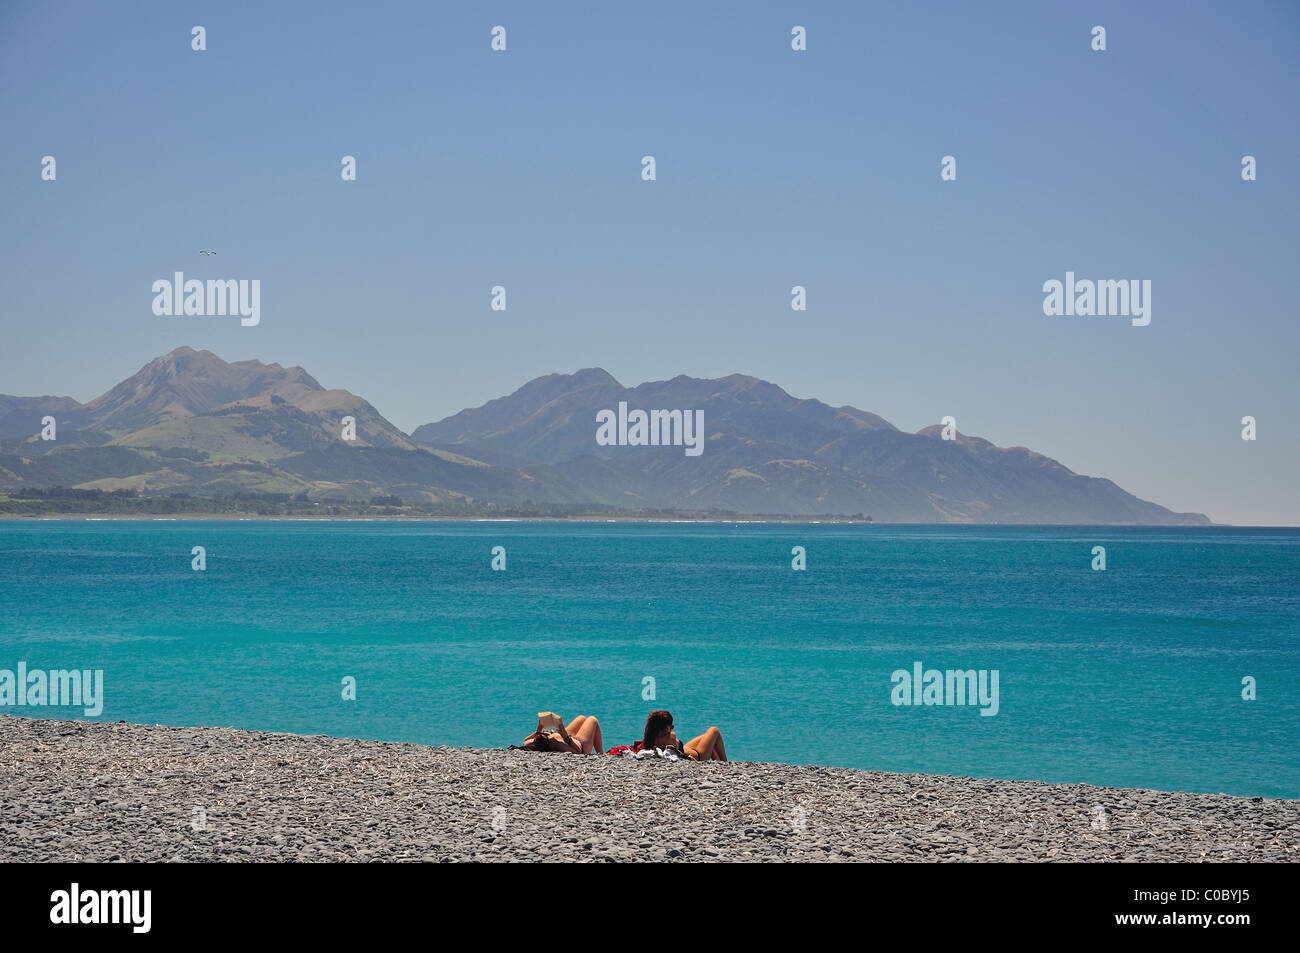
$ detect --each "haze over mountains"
[0,348,1209,523]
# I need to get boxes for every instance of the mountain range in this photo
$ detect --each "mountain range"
[0,347,1210,523]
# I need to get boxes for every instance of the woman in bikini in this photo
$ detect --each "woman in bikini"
[641,709,727,761]
[520,713,604,754]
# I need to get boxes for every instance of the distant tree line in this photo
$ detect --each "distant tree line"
[11,486,138,499]
[0,487,872,521]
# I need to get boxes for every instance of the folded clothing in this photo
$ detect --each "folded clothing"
[606,740,685,760]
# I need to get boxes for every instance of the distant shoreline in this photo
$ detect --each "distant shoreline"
[1,512,864,523]
[0,514,1271,526]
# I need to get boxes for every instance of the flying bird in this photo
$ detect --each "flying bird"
[199,250,217,255]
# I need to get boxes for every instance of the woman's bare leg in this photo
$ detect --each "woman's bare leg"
[565,715,587,736]
[684,726,726,762]
[572,715,602,754]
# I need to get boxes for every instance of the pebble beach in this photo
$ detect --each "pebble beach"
[2,716,1296,862]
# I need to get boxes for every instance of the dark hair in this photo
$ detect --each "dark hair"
[642,710,673,750]
[528,731,560,753]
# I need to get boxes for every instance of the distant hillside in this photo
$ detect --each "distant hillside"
[0,348,537,503]
[0,349,1210,523]
[414,370,1210,524]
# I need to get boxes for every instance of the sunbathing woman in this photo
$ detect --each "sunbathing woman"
[641,709,727,761]
[520,713,604,754]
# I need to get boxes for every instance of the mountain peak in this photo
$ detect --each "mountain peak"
[80,348,323,434]
[570,367,621,388]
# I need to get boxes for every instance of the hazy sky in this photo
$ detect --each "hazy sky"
[2,1,1297,524]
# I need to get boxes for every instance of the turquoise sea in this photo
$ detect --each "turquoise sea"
[1,520,1296,798]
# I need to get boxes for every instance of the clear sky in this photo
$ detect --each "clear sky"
[2,1,1297,524]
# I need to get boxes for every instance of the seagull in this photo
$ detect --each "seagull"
[199,250,217,255]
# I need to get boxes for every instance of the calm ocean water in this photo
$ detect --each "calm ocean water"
[1,520,1296,797]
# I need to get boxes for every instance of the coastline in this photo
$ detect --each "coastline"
[3,716,1295,862]
[0,514,864,523]
[0,514,1266,526]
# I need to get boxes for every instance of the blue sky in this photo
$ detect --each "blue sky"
[2,1,1297,523]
